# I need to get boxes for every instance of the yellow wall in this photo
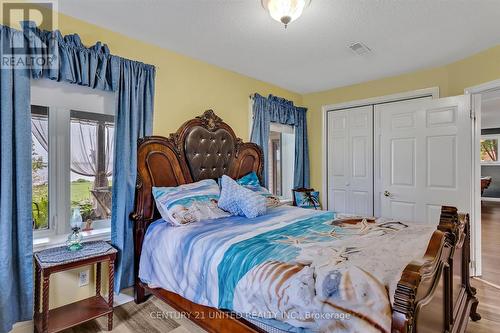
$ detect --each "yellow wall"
[303,45,500,191]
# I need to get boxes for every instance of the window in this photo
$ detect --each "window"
[268,123,295,200]
[31,106,115,235]
[31,106,49,230]
[270,134,282,196]
[70,111,114,229]
[481,135,499,164]
[31,79,115,244]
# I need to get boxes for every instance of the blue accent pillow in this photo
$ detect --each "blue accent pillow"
[218,175,267,218]
[294,191,321,209]
[236,171,261,189]
[218,172,261,191]
[152,179,230,226]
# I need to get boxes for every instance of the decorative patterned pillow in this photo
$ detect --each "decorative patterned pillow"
[218,175,267,218]
[294,191,321,210]
[219,174,280,208]
[152,179,230,226]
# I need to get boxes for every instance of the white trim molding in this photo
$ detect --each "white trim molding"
[248,96,254,140]
[321,87,439,112]
[481,197,500,202]
[465,78,500,277]
[465,78,500,94]
[33,227,111,252]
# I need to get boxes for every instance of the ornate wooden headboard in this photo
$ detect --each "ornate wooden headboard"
[130,110,263,279]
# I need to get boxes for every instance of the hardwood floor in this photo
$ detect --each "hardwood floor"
[466,279,500,333]
[479,201,500,286]
[69,285,498,333]
[63,281,498,333]
[61,297,206,333]
[465,200,500,332]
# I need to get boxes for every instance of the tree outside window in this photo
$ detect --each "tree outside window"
[480,138,498,163]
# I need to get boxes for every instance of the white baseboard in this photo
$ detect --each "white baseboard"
[9,287,135,333]
[481,196,500,202]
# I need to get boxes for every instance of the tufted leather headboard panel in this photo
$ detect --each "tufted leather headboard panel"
[184,126,235,180]
[131,110,264,275]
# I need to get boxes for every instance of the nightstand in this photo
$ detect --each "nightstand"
[33,241,117,333]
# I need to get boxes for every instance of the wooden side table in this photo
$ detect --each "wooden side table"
[33,241,117,333]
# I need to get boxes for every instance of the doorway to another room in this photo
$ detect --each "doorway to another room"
[474,86,500,288]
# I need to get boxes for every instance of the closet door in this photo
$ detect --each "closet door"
[377,96,471,223]
[373,96,432,217]
[327,106,373,215]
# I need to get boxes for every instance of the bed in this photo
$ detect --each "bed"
[131,110,480,333]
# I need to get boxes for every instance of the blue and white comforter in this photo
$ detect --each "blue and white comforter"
[139,206,435,333]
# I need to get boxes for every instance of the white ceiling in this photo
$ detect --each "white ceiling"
[57,0,500,94]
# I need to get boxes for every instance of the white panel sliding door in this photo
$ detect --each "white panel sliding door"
[327,106,373,215]
[377,96,471,224]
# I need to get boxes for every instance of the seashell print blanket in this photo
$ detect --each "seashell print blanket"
[139,205,436,333]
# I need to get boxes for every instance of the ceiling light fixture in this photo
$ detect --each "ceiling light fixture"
[261,0,311,28]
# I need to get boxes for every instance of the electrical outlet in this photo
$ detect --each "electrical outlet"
[79,270,89,287]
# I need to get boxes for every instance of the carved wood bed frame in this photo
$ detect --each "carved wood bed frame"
[131,110,480,333]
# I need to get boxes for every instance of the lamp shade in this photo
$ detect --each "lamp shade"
[261,0,311,27]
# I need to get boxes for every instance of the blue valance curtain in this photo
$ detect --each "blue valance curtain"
[22,22,119,90]
[250,94,310,189]
[0,23,155,333]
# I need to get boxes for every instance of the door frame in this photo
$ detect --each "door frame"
[465,78,500,276]
[322,87,440,211]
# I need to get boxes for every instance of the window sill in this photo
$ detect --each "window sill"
[33,227,111,252]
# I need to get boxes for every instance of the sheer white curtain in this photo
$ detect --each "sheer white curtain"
[70,119,114,180]
[32,116,115,218]
[31,117,114,180]
[31,115,48,151]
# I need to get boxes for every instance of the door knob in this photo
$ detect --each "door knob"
[384,190,391,197]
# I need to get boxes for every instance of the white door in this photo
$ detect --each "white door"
[378,96,471,223]
[373,97,432,217]
[327,106,373,215]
